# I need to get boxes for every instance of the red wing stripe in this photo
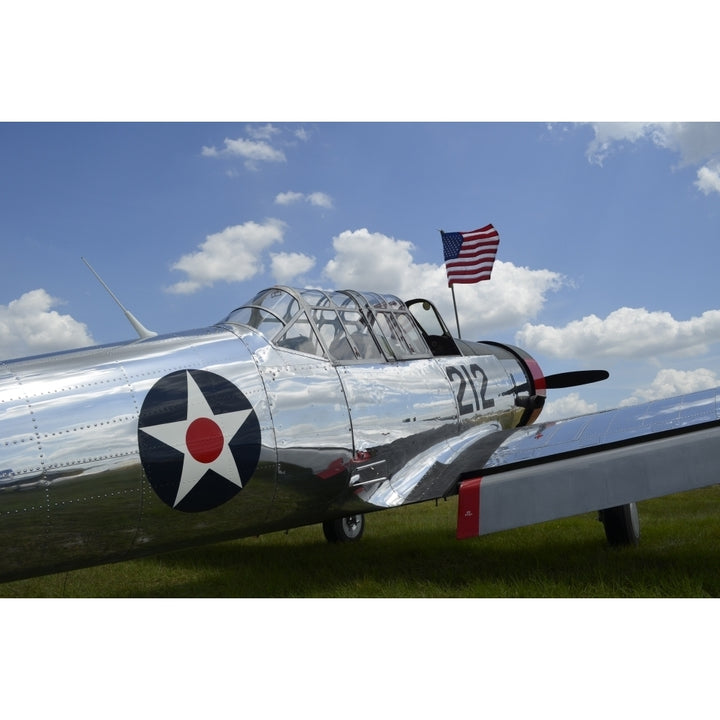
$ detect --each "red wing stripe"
[457,477,482,539]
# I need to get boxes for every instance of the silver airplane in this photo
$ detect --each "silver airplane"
[1,283,719,583]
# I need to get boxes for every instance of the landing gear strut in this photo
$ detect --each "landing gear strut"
[323,514,365,543]
[599,502,640,546]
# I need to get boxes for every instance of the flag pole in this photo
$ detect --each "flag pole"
[450,283,461,339]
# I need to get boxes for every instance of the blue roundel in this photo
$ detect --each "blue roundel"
[138,369,261,512]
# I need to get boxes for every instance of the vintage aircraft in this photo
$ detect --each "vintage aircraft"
[1,280,719,583]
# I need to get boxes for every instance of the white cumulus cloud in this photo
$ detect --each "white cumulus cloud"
[275,191,305,205]
[201,136,286,170]
[246,123,281,141]
[167,219,286,294]
[541,392,599,422]
[306,192,333,208]
[586,122,656,166]
[516,307,720,360]
[275,191,333,208]
[270,252,317,284]
[695,161,720,196]
[620,367,719,406]
[323,228,565,337]
[585,122,720,195]
[0,289,94,360]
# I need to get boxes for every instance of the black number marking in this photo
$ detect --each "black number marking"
[460,365,480,411]
[446,363,495,415]
[446,366,473,414]
[469,363,495,410]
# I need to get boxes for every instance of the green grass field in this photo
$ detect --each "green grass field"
[2,486,719,597]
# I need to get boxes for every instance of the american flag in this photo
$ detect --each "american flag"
[441,224,500,286]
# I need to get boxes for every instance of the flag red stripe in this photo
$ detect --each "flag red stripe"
[445,257,498,269]
[463,224,497,237]
[446,265,495,274]
[447,270,496,280]
[457,239,499,250]
[446,251,498,263]
[448,272,493,281]
[446,261,497,274]
[462,232,499,243]
[449,275,492,284]
[457,249,498,261]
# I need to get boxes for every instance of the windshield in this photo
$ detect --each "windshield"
[222,286,432,363]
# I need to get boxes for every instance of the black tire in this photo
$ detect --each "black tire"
[322,514,365,543]
[599,502,640,546]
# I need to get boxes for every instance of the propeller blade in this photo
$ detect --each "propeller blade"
[544,370,609,389]
[508,369,609,396]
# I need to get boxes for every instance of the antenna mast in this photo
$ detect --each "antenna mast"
[81,257,157,339]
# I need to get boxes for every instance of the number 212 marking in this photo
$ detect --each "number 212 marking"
[446,364,495,414]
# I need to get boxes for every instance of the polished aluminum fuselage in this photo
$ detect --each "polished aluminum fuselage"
[0,319,534,581]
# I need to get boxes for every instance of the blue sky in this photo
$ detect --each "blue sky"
[2,120,720,419]
[2,3,719,425]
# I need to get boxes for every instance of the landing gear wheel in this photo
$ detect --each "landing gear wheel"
[599,502,640,546]
[323,514,365,543]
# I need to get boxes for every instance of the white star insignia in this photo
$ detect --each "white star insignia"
[140,371,252,507]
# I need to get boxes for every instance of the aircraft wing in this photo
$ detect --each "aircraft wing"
[362,387,720,539]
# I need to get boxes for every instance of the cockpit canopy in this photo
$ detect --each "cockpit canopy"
[221,286,433,363]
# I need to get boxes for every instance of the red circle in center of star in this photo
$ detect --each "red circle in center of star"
[186,417,224,463]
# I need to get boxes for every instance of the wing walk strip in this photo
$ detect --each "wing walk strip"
[457,423,720,538]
